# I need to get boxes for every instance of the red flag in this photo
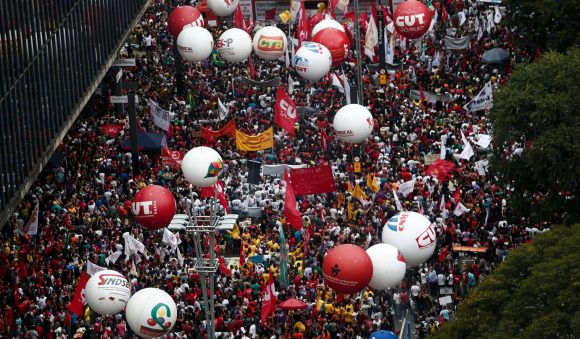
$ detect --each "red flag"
[274,86,298,137]
[248,55,255,78]
[161,147,184,170]
[100,123,124,138]
[453,188,461,204]
[265,8,277,21]
[233,4,245,29]
[320,128,328,151]
[239,245,246,266]
[380,4,392,19]
[442,6,449,22]
[419,83,426,103]
[67,272,90,316]
[308,12,324,30]
[261,272,277,323]
[298,1,309,47]
[289,165,337,196]
[216,180,229,213]
[218,256,232,276]
[425,160,456,182]
[438,245,450,262]
[284,171,303,231]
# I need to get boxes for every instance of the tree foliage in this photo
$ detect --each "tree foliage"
[489,47,580,224]
[434,224,580,338]
[506,0,580,53]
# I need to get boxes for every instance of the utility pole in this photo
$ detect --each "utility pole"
[167,0,185,96]
[353,0,364,105]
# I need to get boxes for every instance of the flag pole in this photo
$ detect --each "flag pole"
[354,0,364,105]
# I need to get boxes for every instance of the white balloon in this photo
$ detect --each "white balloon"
[312,19,345,37]
[382,211,437,267]
[252,26,287,60]
[294,42,332,81]
[366,244,407,290]
[332,104,374,144]
[85,270,131,315]
[126,288,177,338]
[181,147,223,187]
[207,0,239,16]
[177,26,214,62]
[218,28,253,63]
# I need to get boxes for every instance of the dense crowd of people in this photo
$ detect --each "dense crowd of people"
[0,0,557,338]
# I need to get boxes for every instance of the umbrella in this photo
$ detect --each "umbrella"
[482,48,510,64]
[369,330,397,339]
[278,298,308,310]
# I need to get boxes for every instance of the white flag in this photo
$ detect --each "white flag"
[20,202,39,236]
[364,16,378,60]
[288,74,294,95]
[428,10,438,32]
[331,73,345,93]
[475,159,489,176]
[341,72,351,105]
[336,0,350,14]
[105,251,123,265]
[463,81,493,112]
[453,202,470,216]
[475,134,492,149]
[217,98,229,120]
[494,6,502,23]
[392,189,404,212]
[398,179,416,197]
[87,261,106,276]
[459,131,475,160]
[290,0,301,21]
[458,10,466,26]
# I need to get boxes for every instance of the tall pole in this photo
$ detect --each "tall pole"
[127,92,140,175]
[353,0,364,105]
[167,0,185,97]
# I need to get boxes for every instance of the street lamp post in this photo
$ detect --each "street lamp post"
[353,0,364,105]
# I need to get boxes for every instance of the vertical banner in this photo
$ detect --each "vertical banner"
[377,8,385,69]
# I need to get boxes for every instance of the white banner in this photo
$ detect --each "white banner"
[87,261,106,276]
[262,164,307,177]
[453,202,471,216]
[398,179,416,197]
[218,98,229,120]
[463,81,493,112]
[148,99,173,132]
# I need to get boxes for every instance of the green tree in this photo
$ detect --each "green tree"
[506,0,580,53]
[488,48,580,224]
[434,224,580,338]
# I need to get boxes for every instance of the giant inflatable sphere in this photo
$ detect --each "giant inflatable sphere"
[181,147,224,187]
[322,244,373,294]
[126,288,178,338]
[167,6,204,37]
[253,26,287,60]
[217,28,253,63]
[312,19,345,37]
[393,0,432,39]
[208,0,239,16]
[382,212,437,267]
[177,26,214,62]
[312,28,350,67]
[85,270,131,315]
[294,42,332,81]
[332,104,374,144]
[366,244,407,290]
[132,185,176,230]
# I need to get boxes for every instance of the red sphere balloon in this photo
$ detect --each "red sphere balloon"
[167,6,204,38]
[322,244,373,294]
[312,28,350,67]
[393,0,432,39]
[132,185,176,230]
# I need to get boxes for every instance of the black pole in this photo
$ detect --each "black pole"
[128,93,140,175]
[167,0,185,97]
[377,7,386,70]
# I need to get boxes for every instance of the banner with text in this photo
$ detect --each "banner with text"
[290,165,337,196]
[148,99,173,131]
[235,127,274,151]
[200,119,237,141]
[463,81,493,112]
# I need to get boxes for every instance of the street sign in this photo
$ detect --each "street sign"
[112,58,136,67]
[110,95,128,104]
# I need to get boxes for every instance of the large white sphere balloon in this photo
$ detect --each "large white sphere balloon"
[217,28,253,63]
[366,244,407,290]
[85,270,131,315]
[382,212,437,267]
[126,288,177,338]
[181,147,224,187]
[252,26,287,60]
[294,42,332,81]
[208,0,239,16]
[177,26,214,62]
[312,19,345,37]
[332,104,374,144]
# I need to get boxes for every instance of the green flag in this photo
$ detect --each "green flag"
[279,224,289,288]
[210,49,224,67]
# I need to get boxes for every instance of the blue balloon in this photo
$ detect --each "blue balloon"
[369,330,397,339]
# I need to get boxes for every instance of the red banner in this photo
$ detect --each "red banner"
[200,120,236,141]
[425,160,456,182]
[100,124,124,138]
[290,165,337,196]
[67,272,90,316]
[284,171,303,230]
[274,86,298,137]
[161,148,184,170]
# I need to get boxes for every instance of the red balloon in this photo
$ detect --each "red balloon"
[312,28,350,67]
[132,185,176,230]
[167,6,204,38]
[322,244,373,294]
[393,0,432,39]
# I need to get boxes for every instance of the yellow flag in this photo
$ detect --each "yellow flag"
[279,10,292,24]
[347,182,353,193]
[347,201,354,221]
[367,173,379,193]
[352,182,368,201]
[227,224,240,240]
[337,192,345,209]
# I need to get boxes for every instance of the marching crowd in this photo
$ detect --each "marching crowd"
[0,0,557,338]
